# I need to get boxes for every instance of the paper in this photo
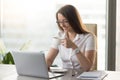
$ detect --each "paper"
[50,67,68,73]
[77,71,108,80]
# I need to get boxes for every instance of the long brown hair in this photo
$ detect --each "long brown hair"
[56,5,88,34]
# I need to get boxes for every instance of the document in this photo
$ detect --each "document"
[50,67,68,73]
[77,70,108,80]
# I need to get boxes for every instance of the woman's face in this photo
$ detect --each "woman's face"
[57,13,73,32]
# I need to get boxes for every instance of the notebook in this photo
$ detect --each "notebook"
[77,70,108,80]
[11,51,64,79]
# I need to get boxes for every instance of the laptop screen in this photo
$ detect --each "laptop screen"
[11,51,49,78]
[11,51,64,79]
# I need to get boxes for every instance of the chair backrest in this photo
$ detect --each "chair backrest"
[85,24,97,36]
[85,24,97,70]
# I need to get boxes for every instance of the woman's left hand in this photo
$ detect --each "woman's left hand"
[61,37,74,48]
[61,31,77,49]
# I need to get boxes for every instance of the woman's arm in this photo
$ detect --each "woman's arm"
[46,48,59,70]
[70,34,96,71]
[75,50,96,71]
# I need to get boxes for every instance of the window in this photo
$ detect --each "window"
[0,0,106,70]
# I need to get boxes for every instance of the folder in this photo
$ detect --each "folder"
[77,70,108,80]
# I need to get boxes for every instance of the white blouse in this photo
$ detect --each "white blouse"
[51,31,97,70]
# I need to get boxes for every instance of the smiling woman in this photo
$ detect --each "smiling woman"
[46,5,97,75]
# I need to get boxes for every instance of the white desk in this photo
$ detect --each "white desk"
[1,64,120,80]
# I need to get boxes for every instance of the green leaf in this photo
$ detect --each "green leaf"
[2,52,14,64]
[0,39,7,55]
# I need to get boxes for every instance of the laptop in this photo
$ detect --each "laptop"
[11,51,64,79]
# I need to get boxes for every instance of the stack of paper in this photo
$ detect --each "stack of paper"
[50,67,68,73]
[77,71,108,80]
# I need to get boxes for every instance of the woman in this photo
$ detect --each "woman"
[46,5,97,72]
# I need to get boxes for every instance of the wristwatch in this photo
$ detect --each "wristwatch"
[72,48,80,55]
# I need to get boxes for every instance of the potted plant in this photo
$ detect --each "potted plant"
[0,39,31,64]
[0,39,14,64]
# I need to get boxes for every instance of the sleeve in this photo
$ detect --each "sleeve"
[85,34,97,51]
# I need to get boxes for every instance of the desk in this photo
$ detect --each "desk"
[0,64,120,80]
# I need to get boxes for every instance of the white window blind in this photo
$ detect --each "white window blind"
[0,0,106,70]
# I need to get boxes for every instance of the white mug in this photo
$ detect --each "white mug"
[53,37,62,46]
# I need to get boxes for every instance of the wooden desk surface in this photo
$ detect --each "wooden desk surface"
[1,64,120,80]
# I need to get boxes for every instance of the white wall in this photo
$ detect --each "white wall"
[116,0,120,71]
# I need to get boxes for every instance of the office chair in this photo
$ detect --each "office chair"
[85,24,97,70]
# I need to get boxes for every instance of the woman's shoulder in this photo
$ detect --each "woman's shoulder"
[78,32,93,36]
[78,32,96,39]
[86,32,96,37]
[85,33,97,40]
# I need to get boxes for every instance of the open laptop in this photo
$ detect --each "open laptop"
[11,51,64,79]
